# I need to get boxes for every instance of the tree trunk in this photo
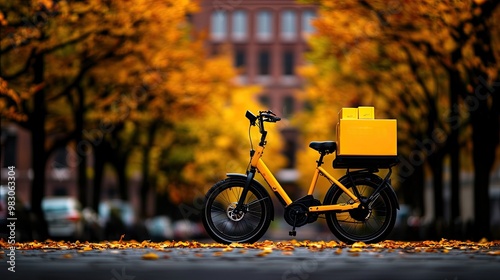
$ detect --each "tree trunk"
[470,96,498,239]
[92,140,107,212]
[448,69,462,237]
[30,51,49,239]
[399,158,425,217]
[468,10,499,240]
[140,122,158,218]
[75,86,88,207]
[428,154,444,220]
[115,157,128,201]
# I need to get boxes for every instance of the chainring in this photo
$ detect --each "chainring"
[284,203,309,227]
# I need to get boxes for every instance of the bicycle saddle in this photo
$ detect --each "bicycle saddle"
[309,141,337,154]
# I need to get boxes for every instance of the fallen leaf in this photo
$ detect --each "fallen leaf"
[479,238,488,244]
[348,248,363,253]
[142,252,159,260]
[352,241,367,248]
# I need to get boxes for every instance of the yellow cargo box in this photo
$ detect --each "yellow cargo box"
[358,106,374,119]
[338,108,358,119]
[337,119,397,156]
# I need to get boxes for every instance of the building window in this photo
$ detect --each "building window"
[235,50,246,68]
[258,51,270,76]
[283,95,295,118]
[256,10,273,41]
[281,10,296,40]
[211,10,227,40]
[302,10,316,35]
[259,95,270,108]
[283,51,294,76]
[232,10,247,40]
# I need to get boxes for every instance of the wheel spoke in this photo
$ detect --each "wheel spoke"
[325,178,396,243]
[203,181,271,243]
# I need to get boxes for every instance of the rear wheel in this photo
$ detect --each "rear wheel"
[324,174,397,244]
[202,177,272,244]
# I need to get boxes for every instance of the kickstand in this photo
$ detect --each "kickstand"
[289,210,297,237]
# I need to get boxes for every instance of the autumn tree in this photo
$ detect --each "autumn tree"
[300,0,500,238]
[351,0,500,239]
[1,0,269,231]
[0,0,110,237]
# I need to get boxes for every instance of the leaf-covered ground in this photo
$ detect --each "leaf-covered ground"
[1,237,500,259]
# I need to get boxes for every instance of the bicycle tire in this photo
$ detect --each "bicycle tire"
[201,177,272,244]
[324,174,397,244]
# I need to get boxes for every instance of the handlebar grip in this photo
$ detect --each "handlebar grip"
[261,113,281,122]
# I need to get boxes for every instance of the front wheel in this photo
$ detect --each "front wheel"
[324,174,397,244]
[201,177,273,244]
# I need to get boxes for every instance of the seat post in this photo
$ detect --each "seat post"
[316,153,325,167]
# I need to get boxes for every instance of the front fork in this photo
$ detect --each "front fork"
[234,166,256,213]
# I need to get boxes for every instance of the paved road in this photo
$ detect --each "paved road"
[1,244,500,280]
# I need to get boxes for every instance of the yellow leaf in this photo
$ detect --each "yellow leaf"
[142,253,159,260]
[348,248,363,253]
[352,242,367,248]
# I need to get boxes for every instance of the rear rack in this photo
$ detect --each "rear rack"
[333,155,399,169]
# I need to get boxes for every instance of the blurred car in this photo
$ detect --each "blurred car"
[99,199,139,240]
[145,215,174,241]
[41,197,84,240]
[81,207,104,241]
[145,216,206,241]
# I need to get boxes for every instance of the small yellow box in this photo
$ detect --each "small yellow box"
[358,106,374,119]
[338,108,358,119]
[337,119,397,156]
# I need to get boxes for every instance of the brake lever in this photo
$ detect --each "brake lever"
[259,110,276,116]
[261,114,281,122]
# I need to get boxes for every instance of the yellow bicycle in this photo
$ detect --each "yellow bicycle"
[201,110,399,244]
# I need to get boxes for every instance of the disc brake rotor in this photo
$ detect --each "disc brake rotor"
[226,202,245,221]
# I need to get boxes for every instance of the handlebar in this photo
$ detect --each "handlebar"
[245,110,281,146]
[245,110,281,125]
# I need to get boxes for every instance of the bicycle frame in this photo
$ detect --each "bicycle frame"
[203,110,399,244]
[250,145,361,213]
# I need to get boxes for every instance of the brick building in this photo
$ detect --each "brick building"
[192,0,317,172]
